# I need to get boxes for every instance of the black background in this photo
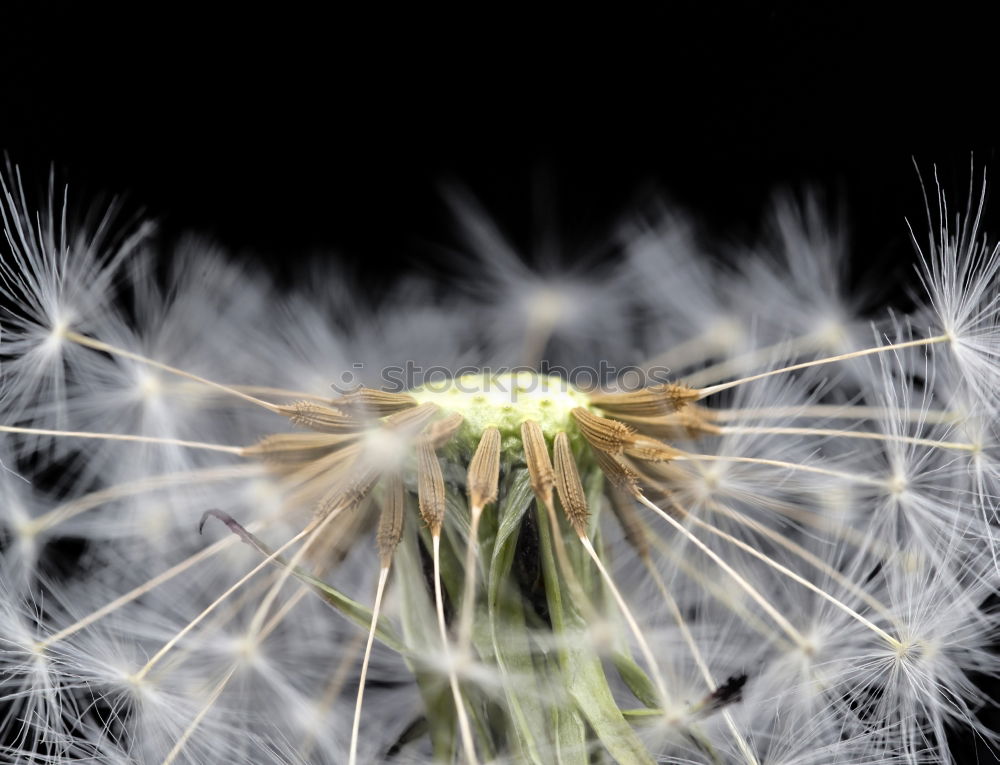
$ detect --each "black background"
[3,1,1000,758]
[3,3,999,290]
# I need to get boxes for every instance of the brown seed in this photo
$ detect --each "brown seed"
[553,432,590,536]
[314,462,381,519]
[249,402,440,535]
[521,420,555,511]
[592,448,640,493]
[243,432,360,463]
[377,473,406,566]
[333,388,418,417]
[382,402,440,436]
[606,484,650,559]
[632,457,686,484]
[417,440,447,535]
[623,436,683,463]
[279,401,360,433]
[572,407,681,463]
[421,412,465,450]
[571,407,634,455]
[467,427,501,510]
[608,408,722,439]
[587,383,698,417]
[281,444,364,508]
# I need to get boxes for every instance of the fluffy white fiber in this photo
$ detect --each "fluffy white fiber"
[1,165,999,764]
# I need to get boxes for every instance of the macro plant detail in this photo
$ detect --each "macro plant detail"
[1,169,999,765]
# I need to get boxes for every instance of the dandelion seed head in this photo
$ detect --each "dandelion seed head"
[4,166,1000,764]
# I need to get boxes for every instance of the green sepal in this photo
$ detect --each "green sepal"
[536,497,655,765]
[487,469,551,764]
[612,651,661,709]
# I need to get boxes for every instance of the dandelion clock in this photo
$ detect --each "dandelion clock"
[2,156,1000,765]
